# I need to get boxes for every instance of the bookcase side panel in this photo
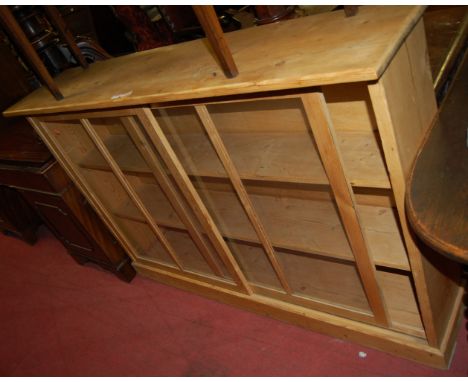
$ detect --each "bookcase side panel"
[368,26,462,348]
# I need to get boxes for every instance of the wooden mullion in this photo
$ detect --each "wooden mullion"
[195,105,293,294]
[121,116,225,277]
[80,118,184,271]
[136,108,252,294]
[301,92,389,327]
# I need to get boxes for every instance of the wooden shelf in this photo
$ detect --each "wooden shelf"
[166,130,391,189]
[229,239,372,314]
[77,131,405,269]
[80,131,391,189]
[112,180,409,270]
[116,214,234,284]
[336,131,390,189]
[358,204,410,270]
[112,182,353,262]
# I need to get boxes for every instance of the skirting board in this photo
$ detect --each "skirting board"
[133,261,465,369]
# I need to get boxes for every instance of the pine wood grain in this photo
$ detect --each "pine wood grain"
[78,129,391,189]
[111,178,409,270]
[192,5,238,78]
[5,6,425,117]
[301,92,389,326]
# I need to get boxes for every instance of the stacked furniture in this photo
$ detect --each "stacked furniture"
[0,24,135,281]
[0,154,136,282]
[4,6,463,367]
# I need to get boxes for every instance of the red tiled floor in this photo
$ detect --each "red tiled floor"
[0,226,467,376]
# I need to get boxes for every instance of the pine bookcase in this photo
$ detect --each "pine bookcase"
[5,6,463,368]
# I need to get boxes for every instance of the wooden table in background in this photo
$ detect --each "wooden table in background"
[406,51,468,264]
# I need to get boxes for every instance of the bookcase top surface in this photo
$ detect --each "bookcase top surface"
[5,5,424,117]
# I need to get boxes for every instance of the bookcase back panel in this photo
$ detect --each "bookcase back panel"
[323,83,377,133]
[208,98,329,185]
[377,269,425,338]
[276,249,371,314]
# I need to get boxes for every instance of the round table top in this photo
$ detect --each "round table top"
[406,52,468,264]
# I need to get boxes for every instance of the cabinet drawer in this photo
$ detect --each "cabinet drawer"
[20,190,110,263]
[0,166,56,192]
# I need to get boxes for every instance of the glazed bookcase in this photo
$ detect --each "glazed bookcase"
[6,6,463,368]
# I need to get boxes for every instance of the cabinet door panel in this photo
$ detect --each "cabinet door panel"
[148,103,379,323]
[37,111,238,283]
[38,118,177,269]
[85,115,235,281]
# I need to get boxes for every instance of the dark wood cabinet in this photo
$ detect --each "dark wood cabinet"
[0,157,136,282]
[0,184,41,244]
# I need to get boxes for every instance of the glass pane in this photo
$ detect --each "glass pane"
[207,98,328,184]
[227,240,282,291]
[82,116,150,173]
[160,228,217,276]
[207,98,353,260]
[86,116,231,280]
[41,119,176,268]
[277,250,371,313]
[152,106,285,291]
[153,99,376,315]
[117,218,175,266]
[246,182,352,260]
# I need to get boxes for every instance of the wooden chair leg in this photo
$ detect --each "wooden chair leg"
[0,5,63,100]
[344,6,358,17]
[192,5,238,78]
[43,5,89,69]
